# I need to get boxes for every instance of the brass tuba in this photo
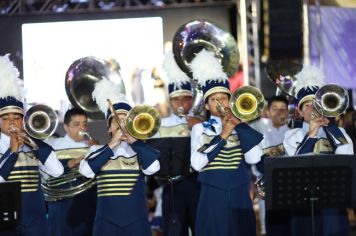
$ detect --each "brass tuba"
[264,60,303,97]
[172,20,239,119]
[173,20,239,79]
[65,56,125,120]
[313,84,349,117]
[229,86,265,122]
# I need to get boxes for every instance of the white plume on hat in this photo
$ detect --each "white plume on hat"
[190,49,228,86]
[294,64,325,95]
[0,54,21,99]
[92,78,129,114]
[162,50,190,89]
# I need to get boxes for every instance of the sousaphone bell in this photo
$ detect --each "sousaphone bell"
[65,56,125,120]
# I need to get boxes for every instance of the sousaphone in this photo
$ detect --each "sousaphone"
[65,56,126,120]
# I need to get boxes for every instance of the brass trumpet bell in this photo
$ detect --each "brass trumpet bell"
[24,104,59,140]
[126,105,161,140]
[313,84,349,117]
[229,86,265,121]
[173,20,239,79]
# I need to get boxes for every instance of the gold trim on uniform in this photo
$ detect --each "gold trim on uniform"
[314,138,333,154]
[201,166,238,171]
[55,148,89,160]
[159,124,190,137]
[101,156,140,171]
[13,153,38,167]
[97,173,140,178]
[201,133,243,172]
[98,193,131,197]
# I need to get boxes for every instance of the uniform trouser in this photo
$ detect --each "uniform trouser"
[47,187,96,236]
[195,184,256,236]
[93,217,151,236]
[0,218,48,236]
[162,176,200,236]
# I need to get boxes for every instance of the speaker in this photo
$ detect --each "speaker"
[263,0,303,60]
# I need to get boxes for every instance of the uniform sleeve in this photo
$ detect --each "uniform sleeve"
[234,122,264,153]
[244,145,263,164]
[283,128,308,156]
[130,140,160,175]
[190,124,226,171]
[34,139,64,177]
[79,145,113,178]
[0,149,18,181]
[335,128,354,155]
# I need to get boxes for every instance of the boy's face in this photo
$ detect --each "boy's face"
[268,101,288,128]
[64,114,88,142]
[170,95,193,116]
[205,92,230,117]
[0,113,23,136]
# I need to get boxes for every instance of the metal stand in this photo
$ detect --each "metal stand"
[0,182,21,230]
[264,155,356,236]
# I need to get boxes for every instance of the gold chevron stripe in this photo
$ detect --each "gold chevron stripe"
[220,148,241,154]
[11,170,38,174]
[97,179,138,183]
[208,161,240,166]
[8,175,39,180]
[214,157,242,161]
[21,189,38,192]
[98,188,133,192]
[201,166,238,171]
[97,183,135,187]
[98,193,131,197]
[97,173,139,178]
[21,184,38,187]
[9,179,38,183]
[217,153,242,158]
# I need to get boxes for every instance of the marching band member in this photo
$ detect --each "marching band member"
[45,108,98,236]
[283,65,354,236]
[189,50,264,236]
[254,95,291,236]
[79,79,160,236]
[156,50,201,236]
[0,54,64,236]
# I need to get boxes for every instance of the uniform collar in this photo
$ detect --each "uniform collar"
[64,134,87,146]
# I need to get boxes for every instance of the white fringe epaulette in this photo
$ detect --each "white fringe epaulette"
[190,49,228,86]
[92,79,129,114]
[295,64,325,95]
[162,50,190,89]
[0,54,21,99]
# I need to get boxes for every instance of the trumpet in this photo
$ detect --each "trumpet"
[313,84,349,118]
[177,106,188,118]
[9,125,39,149]
[9,104,58,149]
[107,99,161,140]
[214,99,228,117]
[214,86,265,122]
[78,131,92,141]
